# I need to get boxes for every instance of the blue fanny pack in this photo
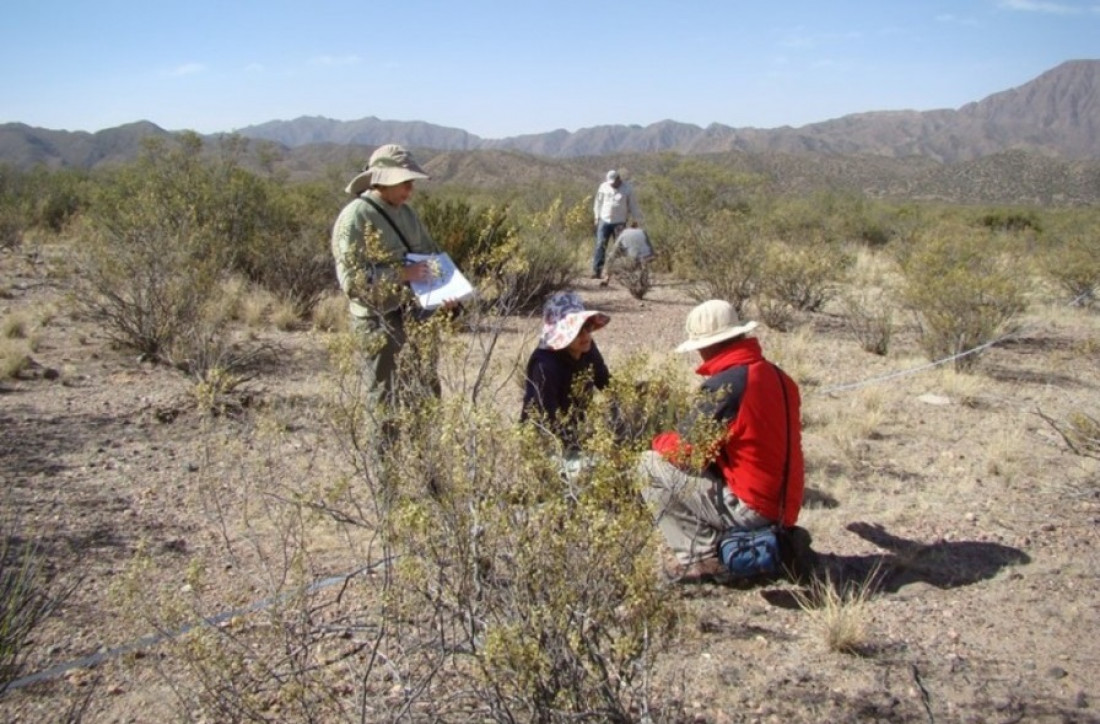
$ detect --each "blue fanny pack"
[717,526,781,579]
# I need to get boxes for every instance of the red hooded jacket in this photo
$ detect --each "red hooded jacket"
[652,338,804,526]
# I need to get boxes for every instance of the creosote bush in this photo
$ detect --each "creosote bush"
[117,308,697,721]
[899,222,1028,371]
[677,210,766,314]
[842,288,894,356]
[1040,222,1099,306]
[760,235,853,314]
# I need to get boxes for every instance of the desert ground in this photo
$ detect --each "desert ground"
[1,238,1098,723]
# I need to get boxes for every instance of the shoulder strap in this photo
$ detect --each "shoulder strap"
[772,363,791,527]
[361,195,413,253]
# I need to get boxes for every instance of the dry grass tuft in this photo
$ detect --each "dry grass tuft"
[932,367,987,408]
[0,338,31,379]
[794,567,880,655]
[1,312,31,339]
[311,292,349,334]
[268,297,300,331]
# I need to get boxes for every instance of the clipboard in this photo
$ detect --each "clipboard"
[405,253,476,310]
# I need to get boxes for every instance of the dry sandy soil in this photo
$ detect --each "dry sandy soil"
[1,240,1098,723]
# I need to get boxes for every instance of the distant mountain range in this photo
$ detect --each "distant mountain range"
[229,59,1100,162]
[1,59,1097,172]
[2,60,1099,206]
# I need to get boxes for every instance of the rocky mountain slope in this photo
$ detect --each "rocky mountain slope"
[2,60,1097,171]
[236,59,1099,162]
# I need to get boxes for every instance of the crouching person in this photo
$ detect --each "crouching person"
[521,291,611,480]
[639,300,806,584]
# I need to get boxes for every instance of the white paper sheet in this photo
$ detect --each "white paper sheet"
[405,253,476,310]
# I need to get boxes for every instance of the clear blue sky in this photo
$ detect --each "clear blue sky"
[2,1,1097,138]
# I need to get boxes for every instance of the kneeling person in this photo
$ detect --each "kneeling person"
[639,300,804,583]
[521,292,611,474]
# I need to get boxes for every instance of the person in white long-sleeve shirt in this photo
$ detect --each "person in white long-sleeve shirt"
[591,169,643,278]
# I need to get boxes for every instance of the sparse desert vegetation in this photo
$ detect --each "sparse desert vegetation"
[1,137,1099,722]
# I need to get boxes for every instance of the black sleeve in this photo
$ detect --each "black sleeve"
[589,342,611,390]
[521,353,567,424]
[677,365,747,435]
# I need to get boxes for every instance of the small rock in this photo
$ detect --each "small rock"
[1047,666,1068,679]
[918,394,951,406]
[1076,691,1088,708]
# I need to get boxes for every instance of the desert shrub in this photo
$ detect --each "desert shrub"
[80,133,332,356]
[1039,408,1100,461]
[0,166,25,249]
[979,207,1041,233]
[229,178,336,315]
[842,288,894,356]
[493,200,580,313]
[675,210,767,314]
[81,210,222,358]
[125,317,689,721]
[25,167,90,233]
[759,235,853,314]
[417,195,515,273]
[755,297,797,332]
[644,158,765,276]
[0,207,21,250]
[1,312,30,339]
[1039,224,1099,306]
[418,195,579,314]
[899,223,1028,372]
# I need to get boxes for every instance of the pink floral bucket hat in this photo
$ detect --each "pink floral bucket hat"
[539,291,610,350]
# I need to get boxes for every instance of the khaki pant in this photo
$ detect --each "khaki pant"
[350,309,441,413]
[638,450,771,565]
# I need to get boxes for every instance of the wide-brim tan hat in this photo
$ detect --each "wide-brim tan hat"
[674,299,758,353]
[344,143,430,195]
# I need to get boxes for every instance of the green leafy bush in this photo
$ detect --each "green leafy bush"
[1040,220,1099,306]
[759,236,853,314]
[900,222,1028,371]
[676,210,766,314]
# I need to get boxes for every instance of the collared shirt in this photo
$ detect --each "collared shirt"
[593,180,643,225]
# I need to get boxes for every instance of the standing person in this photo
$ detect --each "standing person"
[521,291,611,470]
[330,143,453,410]
[592,169,643,279]
[638,300,805,584]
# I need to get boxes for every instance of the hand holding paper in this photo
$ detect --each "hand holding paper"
[405,253,476,310]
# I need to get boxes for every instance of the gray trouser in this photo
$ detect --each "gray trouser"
[638,450,771,565]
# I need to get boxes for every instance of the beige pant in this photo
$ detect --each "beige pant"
[638,450,771,565]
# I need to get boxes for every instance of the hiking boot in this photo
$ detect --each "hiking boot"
[664,556,730,585]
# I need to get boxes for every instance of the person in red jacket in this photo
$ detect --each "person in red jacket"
[639,299,805,583]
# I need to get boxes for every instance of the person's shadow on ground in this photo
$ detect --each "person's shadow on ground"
[763,521,1031,608]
